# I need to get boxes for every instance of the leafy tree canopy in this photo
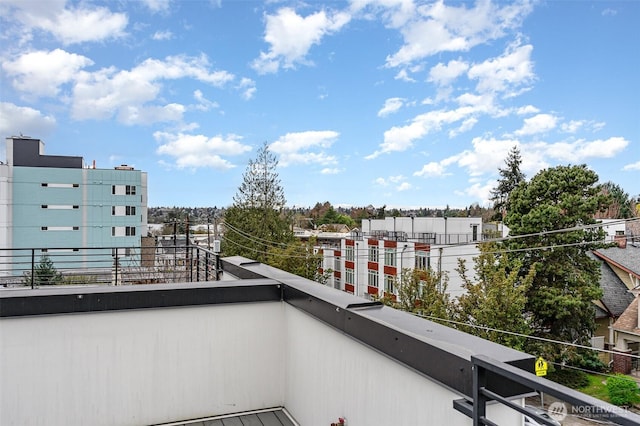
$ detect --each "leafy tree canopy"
[504,164,609,362]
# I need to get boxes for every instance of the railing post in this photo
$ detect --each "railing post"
[472,362,487,426]
[196,248,200,282]
[31,249,35,289]
[205,251,209,281]
[114,248,119,286]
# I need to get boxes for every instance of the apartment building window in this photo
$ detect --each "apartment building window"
[334,254,341,271]
[368,270,379,288]
[368,245,378,262]
[345,246,354,262]
[41,205,79,209]
[384,274,395,294]
[112,185,137,195]
[112,226,136,237]
[345,268,354,285]
[415,251,429,270]
[41,226,79,231]
[41,183,79,188]
[334,276,341,290]
[111,206,137,216]
[384,248,396,267]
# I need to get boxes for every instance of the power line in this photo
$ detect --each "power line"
[415,313,640,360]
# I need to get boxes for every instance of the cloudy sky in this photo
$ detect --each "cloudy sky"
[1,0,638,208]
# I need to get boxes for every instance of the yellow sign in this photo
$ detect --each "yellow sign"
[535,357,548,376]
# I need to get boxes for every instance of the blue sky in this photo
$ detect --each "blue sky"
[1,0,638,209]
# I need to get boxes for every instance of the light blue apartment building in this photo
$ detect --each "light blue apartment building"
[0,137,147,279]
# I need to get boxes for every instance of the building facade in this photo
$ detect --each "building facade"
[0,137,147,278]
[321,216,483,299]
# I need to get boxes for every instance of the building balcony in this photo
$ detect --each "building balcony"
[1,256,637,426]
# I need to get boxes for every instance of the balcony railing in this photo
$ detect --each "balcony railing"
[0,244,221,288]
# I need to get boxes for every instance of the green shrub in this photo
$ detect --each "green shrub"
[547,368,589,389]
[606,374,640,406]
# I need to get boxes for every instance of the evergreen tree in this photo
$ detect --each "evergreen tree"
[504,165,610,363]
[266,236,325,282]
[22,255,63,286]
[222,142,292,263]
[490,146,525,220]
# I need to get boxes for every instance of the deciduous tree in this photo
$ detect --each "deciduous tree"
[455,242,535,350]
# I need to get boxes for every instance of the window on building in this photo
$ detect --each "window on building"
[334,254,341,271]
[345,268,354,285]
[41,226,47,230]
[334,276,341,290]
[368,270,379,288]
[345,246,354,262]
[368,245,378,262]
[126,185,136,195]
[126,206,136,216]
[415,251,429,270]
[384,248,396,267]
[384,274,395,294]
[112,226,136,237]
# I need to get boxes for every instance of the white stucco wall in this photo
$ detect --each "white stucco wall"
[1,300,523,426]
[283,304,522,426]
[0,303,285,426]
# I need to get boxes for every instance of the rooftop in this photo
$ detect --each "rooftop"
[2,256,637,425]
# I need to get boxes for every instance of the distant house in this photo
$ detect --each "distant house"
[593,243,640,373]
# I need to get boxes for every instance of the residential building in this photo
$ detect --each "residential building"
[0,137,147,279]
[321,216,483,298]
[594,242,640,373]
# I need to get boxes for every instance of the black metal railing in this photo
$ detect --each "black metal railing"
[0,244,221,288]
[453,354,640,426]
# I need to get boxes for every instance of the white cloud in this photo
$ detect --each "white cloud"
[428,59,469,86]
[394,69,416,82]
[623,161,640,171]
[468,42,535,97]
[152,30,173,40]
[515,105,539,115]
[414,162,447,177]
[2,49,93,97]
[544,137,629,162]
[71,55,235,123]
[119,103,185,125]
[321,167,341,174]
[142,0,171,13]
[457,180,497,206]
[252,7,351,74]
[154,132,252,170]
[602,8,617,16]
[193,90,219,112]
[378,97,405,117]
[397,182,412,191]
[237,78,256,100]
[269,130,339,166]
[18,4,128,45]
[383,0,533,67]
[515,113,558,136]
[367,105,480,158]
[560,120,584,133]
[0,102,57,137]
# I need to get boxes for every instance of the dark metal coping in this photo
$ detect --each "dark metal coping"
[0,256,535,399]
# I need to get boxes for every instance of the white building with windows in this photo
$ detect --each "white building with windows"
[320,216,482,299]
[0,137,147,278]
